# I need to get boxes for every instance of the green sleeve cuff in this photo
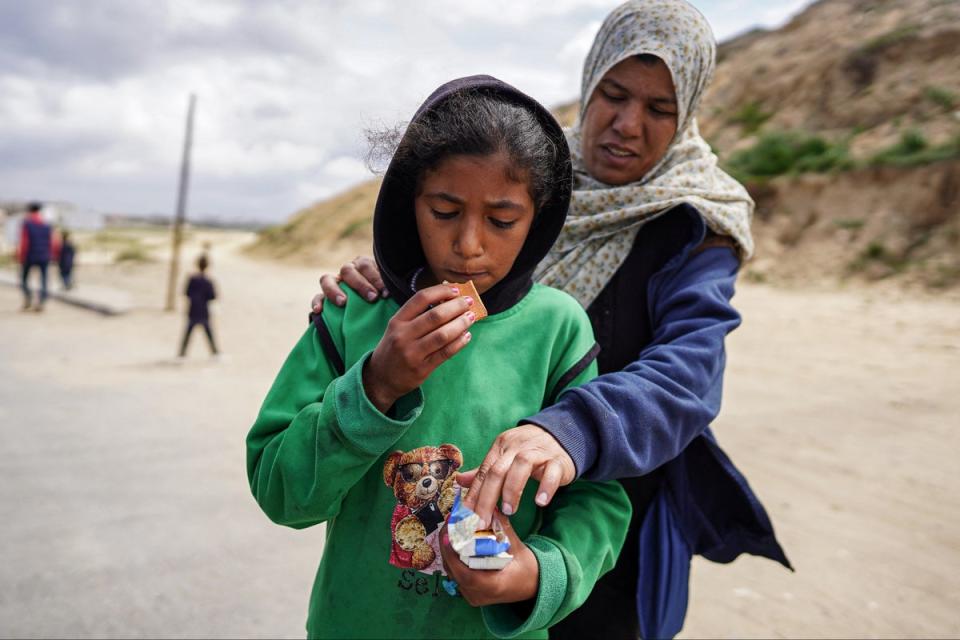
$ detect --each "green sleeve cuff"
[333,351,423,455]
[481,536,568,639]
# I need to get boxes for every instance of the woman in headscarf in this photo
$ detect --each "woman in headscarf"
[313,1,791,637]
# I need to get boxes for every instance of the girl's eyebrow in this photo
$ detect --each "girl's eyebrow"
[424,192,464,205]
[425,192,526,211]
[488,199,526,211]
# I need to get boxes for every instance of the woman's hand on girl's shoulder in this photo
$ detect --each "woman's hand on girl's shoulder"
[312,255,387,315]
[438,510,538,607]
[363,284,477,413]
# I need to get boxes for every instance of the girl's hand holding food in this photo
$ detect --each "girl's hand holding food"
[362,283,476,413]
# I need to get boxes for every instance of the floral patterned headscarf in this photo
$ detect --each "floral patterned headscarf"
[535,0,755,308]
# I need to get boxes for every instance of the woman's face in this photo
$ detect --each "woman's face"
[580,56,678,185]
[414,153,535,295]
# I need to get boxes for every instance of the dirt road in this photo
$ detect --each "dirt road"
[1,230,958,638]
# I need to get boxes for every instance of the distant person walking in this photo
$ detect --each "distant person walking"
[18,202,53,311]
[57,231,77,290]
[178,255,219,358]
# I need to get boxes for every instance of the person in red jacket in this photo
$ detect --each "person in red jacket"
[18,202,55,311]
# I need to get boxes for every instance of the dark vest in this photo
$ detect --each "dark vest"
[586,205,697,376]
[59,244,76,271]
[24,218,52,263]
[584,204,700,591]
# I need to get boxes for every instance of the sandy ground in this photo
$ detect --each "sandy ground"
[1,229,958,638]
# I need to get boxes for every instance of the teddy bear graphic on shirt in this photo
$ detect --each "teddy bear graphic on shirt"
[383,443,463,573]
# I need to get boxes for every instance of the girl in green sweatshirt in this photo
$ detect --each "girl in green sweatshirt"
[246,76,630,639]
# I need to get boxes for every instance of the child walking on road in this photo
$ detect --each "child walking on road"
[179,255,218,358]
[57,230,77,290]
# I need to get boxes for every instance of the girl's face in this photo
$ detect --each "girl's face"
[414,153,535,295]
[580,56,678,185]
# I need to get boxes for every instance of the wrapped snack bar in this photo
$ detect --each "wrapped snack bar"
[447,488,513,570]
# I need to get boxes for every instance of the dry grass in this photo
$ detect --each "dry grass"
[245,179,381,266]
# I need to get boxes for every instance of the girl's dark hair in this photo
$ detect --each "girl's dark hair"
[367,89,561,214]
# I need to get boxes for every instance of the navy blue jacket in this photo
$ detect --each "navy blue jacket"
[59,242,76,273]
[22,217,53,264]
[527,205,791,638]
[185,274,216,323]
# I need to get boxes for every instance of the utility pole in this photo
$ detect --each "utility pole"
[165,93,196,312]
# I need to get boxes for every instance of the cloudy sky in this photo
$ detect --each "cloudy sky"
[0,0,812,225]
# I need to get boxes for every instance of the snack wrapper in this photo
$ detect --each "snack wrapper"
[447,488,513,570]
[459,530,511,557]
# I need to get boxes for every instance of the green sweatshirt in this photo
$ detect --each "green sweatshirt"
[246,284,630,639]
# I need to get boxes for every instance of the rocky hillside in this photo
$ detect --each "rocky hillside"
[699,0,960,288]
[747,160,959,288]
[702,0,960,156]
[250,0,960,289]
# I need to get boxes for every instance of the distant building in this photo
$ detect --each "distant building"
[1,207,13,255]
[1,201,105,256]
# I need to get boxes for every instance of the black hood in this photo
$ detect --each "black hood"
[372,75,572,316]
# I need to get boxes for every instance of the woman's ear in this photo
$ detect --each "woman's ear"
[383,451,404,486]
[439,443,463,469]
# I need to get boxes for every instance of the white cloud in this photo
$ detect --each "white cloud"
[168,0,240,30]
[0,0,816,223]
[699,0,810,40]
[560,20,604,64]
[322,156,370,181]
[429,0,617,27]
[198,139,323,177]
[759,0,811,27]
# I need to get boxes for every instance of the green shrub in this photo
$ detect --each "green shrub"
[725,131,853,181]
[861,25,920,55]
[833,218,865,231]
[864,242,889,261]
[847,241,907,276]
[729,101,773,134]
[92,230,134,246]
[794,141,856,173]
[931,264,960,289]
[869,130,960,167]
[894,129,926,153]
[114,245,151,263]
[337,216,373,240]
[924,86,957,111]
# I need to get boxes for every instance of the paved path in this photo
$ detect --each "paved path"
[2,237,959,638]
[0,248,325,638]
[0,269,133,315]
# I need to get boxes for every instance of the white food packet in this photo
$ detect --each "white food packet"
[447,487,513,570]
